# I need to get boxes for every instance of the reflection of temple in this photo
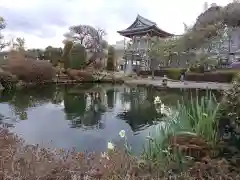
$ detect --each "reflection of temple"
[117,15,173,73]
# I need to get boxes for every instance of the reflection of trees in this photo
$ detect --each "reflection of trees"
[63,87,107,129]
[0,86,55,120]
[106,89,114,108]
[118,87,183,132]
[118,87,162,131]
[117,87,220,132]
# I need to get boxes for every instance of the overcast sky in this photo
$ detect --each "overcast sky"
[0,0,234,49]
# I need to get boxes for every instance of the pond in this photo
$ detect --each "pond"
[0,84,218,154]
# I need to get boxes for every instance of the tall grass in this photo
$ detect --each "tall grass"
[141,91,221,166]
[177,91,221,145]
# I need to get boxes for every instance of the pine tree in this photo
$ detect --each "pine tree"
[106,46,115,71]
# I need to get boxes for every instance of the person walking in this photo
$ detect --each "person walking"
[180,70,185,82]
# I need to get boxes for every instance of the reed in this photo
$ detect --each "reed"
[142,91,221,167]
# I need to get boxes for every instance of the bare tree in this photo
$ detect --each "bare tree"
[15,37,25,51]
[64,25,106,53]
[0,17,9,51]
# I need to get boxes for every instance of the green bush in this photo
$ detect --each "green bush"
[106,46,115,71]
[185,70,239,83]
[139,68,185,80]
[70,44,86,69]
[189,65,205,73]
[165,68,185,80]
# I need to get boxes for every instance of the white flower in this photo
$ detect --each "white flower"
[154,96,161,104]
[119,130,126,138]
[107,142,114,150]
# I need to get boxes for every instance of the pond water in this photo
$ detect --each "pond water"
[0,84,218,154]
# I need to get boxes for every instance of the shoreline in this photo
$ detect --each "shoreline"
[4,75,232,91]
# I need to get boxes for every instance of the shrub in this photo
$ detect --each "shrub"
[219,74,240,149]
[70,44,86,69]
[106,46,115,71]
[139,68,185,80]
[66,69,94,81]
[189,65,205,73]
[62,41,73,70]
[185,70,238,82]
[0,70,18,88]
[142,92,220,164]
[164,68,185,80]
[3,51,55,83]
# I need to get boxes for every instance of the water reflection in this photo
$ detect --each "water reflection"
[0,84,217,153]
[64,89,106,129]
[0,85,201,131]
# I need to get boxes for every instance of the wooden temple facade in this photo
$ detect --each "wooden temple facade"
[117,15,173,73]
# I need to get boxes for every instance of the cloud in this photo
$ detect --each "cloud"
[0,1,69,38]
[0,0,233,49]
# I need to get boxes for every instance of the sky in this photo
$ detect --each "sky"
[0,0,235,49]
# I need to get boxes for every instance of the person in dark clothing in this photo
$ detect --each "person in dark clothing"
[180,70,185,82]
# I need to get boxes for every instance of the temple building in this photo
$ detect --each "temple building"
[117,14,173,73]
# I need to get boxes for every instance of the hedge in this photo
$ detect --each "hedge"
[139,68,185,80]
[185,70,239,83]
[139,69,239,83]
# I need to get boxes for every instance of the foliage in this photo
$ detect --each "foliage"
[64,25,106,53]
[106,45,115,71]
[150,2,240,66]
[220,74,240,142]
[149,38,180,67]
[2,51,55,83]
[222,2,240,27]
[185,70,238,82]
[27,48,45,60]
[0,17,9,51]
[139,68,185,80]
[142,92,220,164]
[70,44,87,69]
[62,40,73,70]
[44,46,63,66]
[64,25,109,70]
[0,70,18,88]
[15,37,25,51]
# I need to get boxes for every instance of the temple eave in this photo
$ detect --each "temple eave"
[117,29,172,38]
[118,25,173,38]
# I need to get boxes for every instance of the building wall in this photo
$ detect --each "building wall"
[113,40,126,70]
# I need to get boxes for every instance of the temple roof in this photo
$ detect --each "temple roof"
[117,15,174,38]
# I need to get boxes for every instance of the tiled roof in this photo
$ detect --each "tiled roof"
[117,14,173,37]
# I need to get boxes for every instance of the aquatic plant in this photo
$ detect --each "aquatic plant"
[118,129,132,155]
[177,91,220,145]
[142,92,221,166]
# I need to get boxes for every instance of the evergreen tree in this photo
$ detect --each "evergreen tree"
[106,46,115,71]
[70,44,86,69]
